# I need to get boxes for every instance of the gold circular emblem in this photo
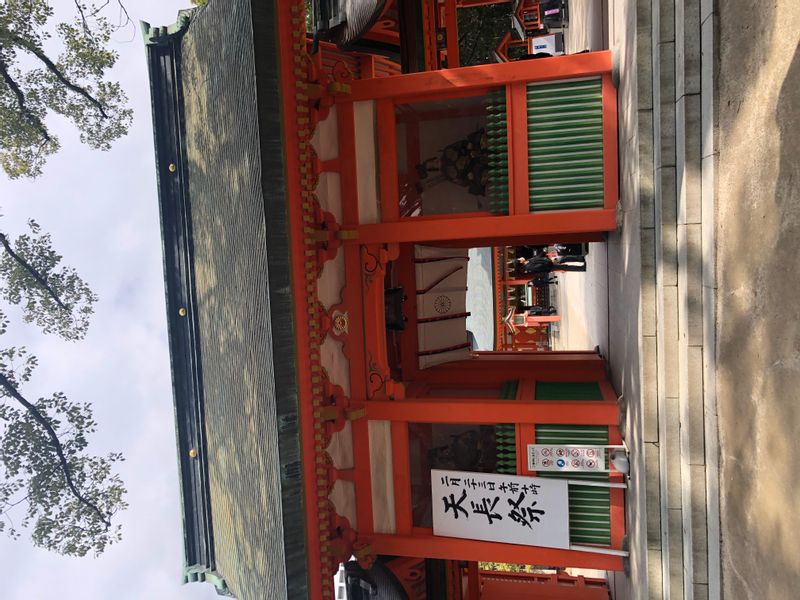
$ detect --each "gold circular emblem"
[332,311,349,335]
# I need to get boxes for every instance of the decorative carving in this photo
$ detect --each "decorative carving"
[362,246,383,288]
[297,49,318,84]
[433,294,452,314]
[368,356,387,399]
[332,60,354,83]
[353,540,376,569]
[314,210,342,265]
[331,310,349,336]
[316,452,335,496]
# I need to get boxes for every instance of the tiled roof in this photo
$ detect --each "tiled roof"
[144,2,308,598]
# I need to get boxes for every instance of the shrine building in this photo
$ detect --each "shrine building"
[144,0,627,598]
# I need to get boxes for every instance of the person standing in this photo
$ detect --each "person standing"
[528,277,558,288]
[554,254,586,266]
[518,255,586,273]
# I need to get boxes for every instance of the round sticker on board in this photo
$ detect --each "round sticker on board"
[541,448,552,457]
[586,449,597,458]
[571,459,581,468]
[586,459,597,468]
[556,448,566,457]
[556,458,566,468]
[570,448,581,457]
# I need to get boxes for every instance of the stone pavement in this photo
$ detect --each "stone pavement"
[716,3,800,599]
[631,1,722,598]
[602,1,721,598]
[554,242,609,352]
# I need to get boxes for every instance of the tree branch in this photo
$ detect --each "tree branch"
[0,57,52,143]
[73,0,93,36]
[0,490,33,517]
[88,0,112,19]
[113,0,131,32]
[0,373,111,529]
[2,507,16,534]
[10,35,109,119]
[0,233,70,312]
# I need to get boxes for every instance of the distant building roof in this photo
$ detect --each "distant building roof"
[143,2,308,598]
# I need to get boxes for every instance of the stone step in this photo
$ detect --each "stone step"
[635,0,720,599]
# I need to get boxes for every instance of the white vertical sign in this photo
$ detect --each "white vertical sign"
[431,469,570,549]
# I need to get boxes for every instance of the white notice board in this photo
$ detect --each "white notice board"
[431,469,570,549]
[527,444,605,472]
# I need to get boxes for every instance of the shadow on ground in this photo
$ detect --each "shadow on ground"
[717,3,800,597]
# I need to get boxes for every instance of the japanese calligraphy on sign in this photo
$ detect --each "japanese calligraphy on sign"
[431,469,569,549]
[527,444,605,472]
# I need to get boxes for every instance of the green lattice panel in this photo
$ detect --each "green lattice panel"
[535,381,603,401]
[534,424,611,545]
[527,79,605,211]
[485,89,509,215]
[494,381,519,474]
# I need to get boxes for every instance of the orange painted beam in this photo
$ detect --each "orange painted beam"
[348,209,617,245]
[444,0,460,68]
[422,0,437,71]
[526,315,560,323]
[508,82,530,215]
[458,0,510,6]
[377,100,401,222]
[518,422,536,476]
[466,562,479,600]
[602,73,620,210]
[610,466,625,550]
[365,398,619,425]
[516,378,534,401]
[360,54,376,79]
[503,278,532,285]
[336,101,360,225]
[448,560,463,600]
[362,246,394,401]
[606,385,626,551]
[398,211,490,222]
[363,533,624,571]
[276,1,322,597]
[391,421,413,534]
[349,51,613,102]
[416,354,606,382]
[472,350,601,357]
[433,231,606,248]
[336,126,373,532]
[402,120,421,217]
[342,245,375,533]
[480,572,611,599]
[600,380,619,403]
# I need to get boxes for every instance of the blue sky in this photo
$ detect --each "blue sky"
[0,1,219,598]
